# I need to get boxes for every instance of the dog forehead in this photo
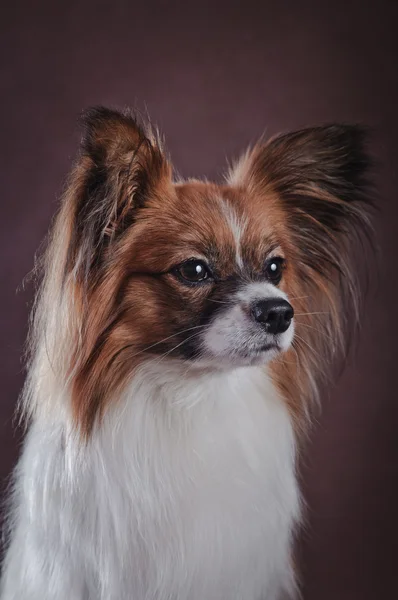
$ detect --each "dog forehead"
[171,182,243,258]
[171,182,253,241]
[128,181,284,277]
[171,182,283,271]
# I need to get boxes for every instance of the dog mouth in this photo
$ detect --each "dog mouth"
[237,342,280,359]
[257,343,279,353]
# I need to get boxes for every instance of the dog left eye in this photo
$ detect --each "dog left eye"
[176,259,212,283]
[264,257,285,284]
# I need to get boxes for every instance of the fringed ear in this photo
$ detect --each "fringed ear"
[64,106,171,283]
[229,125,374,425]
[229,124,371,227]
[39,107,172,435]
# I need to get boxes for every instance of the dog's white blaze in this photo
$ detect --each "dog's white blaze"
[220,199,246,269]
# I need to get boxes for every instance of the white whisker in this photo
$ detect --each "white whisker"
[294,312,329,316]
[295,320,334,343]
[149,331,205,367]
[293,333,318,356]
[128,325,208,359]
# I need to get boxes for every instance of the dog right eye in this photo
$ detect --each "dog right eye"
[175,259,213,284]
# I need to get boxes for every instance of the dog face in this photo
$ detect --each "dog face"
[54,107,371,432]
[115,181,295,368]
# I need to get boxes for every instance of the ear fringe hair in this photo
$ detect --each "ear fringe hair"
[18,107,170,431]
[229,124,376,432]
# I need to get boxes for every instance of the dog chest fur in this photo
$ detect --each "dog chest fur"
[1,363,300,600]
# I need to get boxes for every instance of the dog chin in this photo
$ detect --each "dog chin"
[190,343,285,370]
[243,345,282,366]
[230,344,282,367]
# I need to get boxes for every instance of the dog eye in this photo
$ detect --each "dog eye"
[264,257,285,284]
[176,259,212,283]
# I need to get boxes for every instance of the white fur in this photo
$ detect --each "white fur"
[1,360,300,600]
[220,199,247,268]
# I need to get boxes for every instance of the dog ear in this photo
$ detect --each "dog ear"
[229,125,374,412]
[63,106,171,282]
[228,124,373,280]
[229,125,374,426]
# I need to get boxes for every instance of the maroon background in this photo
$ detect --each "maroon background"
[1,1,397,598]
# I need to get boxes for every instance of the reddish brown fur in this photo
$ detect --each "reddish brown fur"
[50,108,372,436]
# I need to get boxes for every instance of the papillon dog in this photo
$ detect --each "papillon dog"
[0,107,372,600]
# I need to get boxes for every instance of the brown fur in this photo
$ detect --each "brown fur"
[43,107,372,436]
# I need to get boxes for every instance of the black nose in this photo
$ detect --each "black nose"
[251,298,294,334]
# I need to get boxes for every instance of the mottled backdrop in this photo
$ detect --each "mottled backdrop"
[1,1,397,598]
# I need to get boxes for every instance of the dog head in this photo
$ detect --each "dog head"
[40,108,372,433]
